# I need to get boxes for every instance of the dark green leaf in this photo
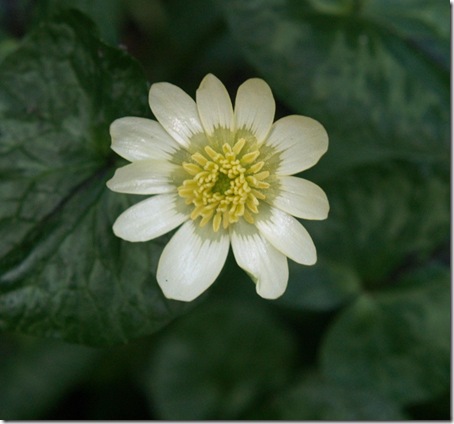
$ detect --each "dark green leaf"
[220,0,449,177]
[307,165,449,285]
[142,300,298,420]
[0,336,98,419]
[0,37,18,64]
[31,0,123,44]
[277,258,361,311]
[0,11,189,346]
[267,373,405,420]
[276,164,448,311]
[320,264,450,404]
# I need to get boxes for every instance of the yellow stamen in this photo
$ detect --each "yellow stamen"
[248,161,264,174]
[255,181,270,189]
[177,133,271,231]
[241,150,260,164]
[213,213,222,232]
[233,138,246,155]
[252,189,266,200]
[200,210,215,227]
[204,146,220,161]
[243,209,255,224]
[192,152,208,166]
[182,162,203,176]
[254,171,270,181]
[222,210,230,229]
[222,143,233,154]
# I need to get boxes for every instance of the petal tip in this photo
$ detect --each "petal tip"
[105,177,114,190]
[157,268,212,302]
[200,73,220,84]
[158,282,201,302]
[305,253,317,266]
[255,285,286,300]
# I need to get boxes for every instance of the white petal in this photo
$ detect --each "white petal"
[110,117,180,162]
[265,115,328,175]
[234,78,275,144]
[157,221,229,301]
[149,82,204,148]
[231,220,288,299]
[256,205,317,265]
[106,160,177,195]
[113,194,187,242]
[272,176,329,220]
[196,74,234,135]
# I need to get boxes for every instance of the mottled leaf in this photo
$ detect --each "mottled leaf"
[0,11,189,346]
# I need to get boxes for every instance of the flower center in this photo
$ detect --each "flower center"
[211,172,231,195]
[178,137,270,232]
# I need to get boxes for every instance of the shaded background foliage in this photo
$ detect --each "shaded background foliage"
[0,0,449,420]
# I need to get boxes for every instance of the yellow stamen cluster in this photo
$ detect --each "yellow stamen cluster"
[178,138,270,232]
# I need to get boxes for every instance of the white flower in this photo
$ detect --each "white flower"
[107,74,329,301]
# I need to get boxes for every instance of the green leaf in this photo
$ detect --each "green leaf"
[142,300,298,420]
[219,0,449,309]
[320,264,450,404]
[267,373,405,420]
[31,0,123,44]
[277,258,361,311]
[161,0,246,85]
[220,0,449,177]
[276,164,448,311]
[0,37,18,64]
[308,165,449,286]
[0,336,98,419]
[0,11,189,346]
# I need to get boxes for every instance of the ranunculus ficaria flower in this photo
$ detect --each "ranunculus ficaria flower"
[107,74,329,301]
